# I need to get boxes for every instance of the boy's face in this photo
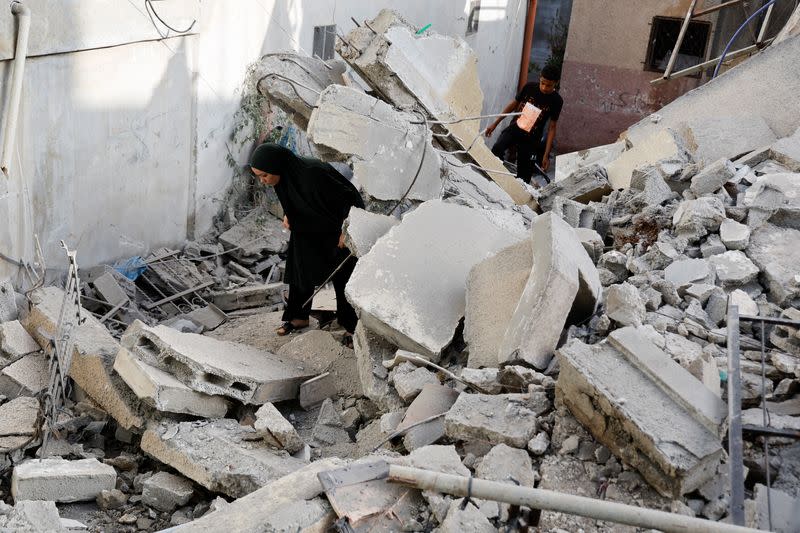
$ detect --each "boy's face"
[539,76,557,94]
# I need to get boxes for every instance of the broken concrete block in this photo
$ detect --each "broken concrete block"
[0,396,38,452]
[337,10,531,206]
[0,279,19,322]
[254,402,304,454]
[555,141,627,182]
[672,115,778,168]
[745,484,800,533]
[142,472,194,512]
[664,258,712,289]
[460,368,501,394]
[538,164,612,211]
[746,224,800,306]
[439,500,495,533]
[311,398,351,446]
[353,322,403,412]
[0,352,48,398]
[556,338,723,496]
[770,128,800,172]
[465,240,531,369]
[708,251,760,289]
[719,219,751,250]
[8,500,66,532]
[393,366,438,403]
[141,419,306,498]
[729,289,759,317]
[444,393,537,448]
[528,432,550,455]
[770,308,800,357]
[113,348,229,417]
[298,373,337,410]
[662,332,721,397]
[24,287,146,431]
[608,327,726,434]
[605,128,689,189]
[343,207,399,258]
[11,458,116,503]
[405,444,470,477]
[604,283,646,327]
[308,84,442,201]
[218,207,289,257]
[476,443,537,488]
[121,321,314,404]
[346,200,520,357]
[0,320,39,359]
[690,158,736,196]
[672,197,726,241]
[499,213,602,369]
[440,153,518,210]
[741,173,800,230]
[210,282,285,312]
[397,382,459,450]
[92,272,128,306]
[630,166,676,206]
[255,52,345,129]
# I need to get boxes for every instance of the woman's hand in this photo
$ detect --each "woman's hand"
[282,215,290,230]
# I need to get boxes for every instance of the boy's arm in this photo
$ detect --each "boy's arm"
[541,120,558,171]
[485,99,519,137]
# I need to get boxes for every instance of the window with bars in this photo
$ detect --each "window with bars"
[645,16,712,73]
[313,24,337,61]
[466,0,481,36]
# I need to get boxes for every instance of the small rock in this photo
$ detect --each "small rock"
[577,441,596,461]
[560,435,580,455]
[594,446,612,464]
[527,432,550,455]
[605,283,646,326]
[96,488,127,510]
[136,517,154,530]
[118,514,138,525]
[719,219,750,250]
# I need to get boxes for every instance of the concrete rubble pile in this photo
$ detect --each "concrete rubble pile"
[0,10,798,533]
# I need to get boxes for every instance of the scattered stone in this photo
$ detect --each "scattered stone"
[254,402,304,454]
[560,435,580,455]
[343,207,400,258]
[113,347,230,417]
[141,419,306,498]
[347,200,519,357]
[690,158,736,195]
[393,366,438,403]
[444,393,537,448]
[0,321,39,360]
[595,445,612,464]
[672,197,726,240]
[122,321,314,404]
[719,219,751,250]
[96,488,127,510]
[604,283,646,327]
[527,432,550,455]
[12,458,116,503]
[142,472,195,512]
[708,250,760,288]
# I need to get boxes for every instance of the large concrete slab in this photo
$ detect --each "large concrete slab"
[465,240,531,369]
[255,52,345,129]
[0,396,39,452]
[608,327,726,435]
[499,212,602,369]
[113,347,230,417]
[24,287,147,431]
[336,9,532,207]
[11,458,115,503]
[343,207,400,259]
[555,141,627,182]
[346,200,520,357]
[605,128,689,189]
[0,352,48,398]
[141,419,307,499]
[307,84,442,202]
[556,338,723,497]
[121,321,315,404]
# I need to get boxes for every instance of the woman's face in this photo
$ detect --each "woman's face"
[251,167,280,186]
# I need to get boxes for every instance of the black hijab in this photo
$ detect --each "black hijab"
[250,143,364,233]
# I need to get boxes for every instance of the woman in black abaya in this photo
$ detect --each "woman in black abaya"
[250,143,364,340]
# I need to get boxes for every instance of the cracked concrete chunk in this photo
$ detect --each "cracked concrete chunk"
[604,283,646,327]
[689,158,736,196]
[393,366,437,403]
[444,393,538,448]
[465,240,531,369]
[664,258,712,289]
[218,207,289,257]
[606,128,689,189]
[343,207,399,258]
[555,141,627,182]
[0,396,39,452]
[746,224,800,306]
[0,352,48,398]
[499,212,601,369]
[308,84,442,201]
[113,348,229,417]
[142,472,194,512]
[770,127,800,172]
[476,443,537,488]
[353,322,403,412]
[397,382,459,450]
[672,197,726,241]
[538,164,612,211]
[121,321,314,404]
[0,320,39,359]
[346,200,520,357]
[556,338,723,496]
[708,250,760,288]
[12,458,116,503]
[141,419,306,498]
[0,279,18,322]
[719,219,751,250]
[255,52,345,128]
[24,287,146,430]
[741,172,800,230]
[439,500,495,533]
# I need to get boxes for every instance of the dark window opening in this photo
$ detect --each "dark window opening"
[313,24,337,61]
[645,16,711,73]
[466,0,481,36]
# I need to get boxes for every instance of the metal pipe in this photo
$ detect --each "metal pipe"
[663,0,700,80]
[518,0,538,92]
[650,40,773,84]
[756,2,776,44]
[2,2,32,176]
[727,304,746,525]
[387,465,764,532]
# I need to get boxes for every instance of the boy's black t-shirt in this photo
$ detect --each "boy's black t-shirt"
[514,82,563,140]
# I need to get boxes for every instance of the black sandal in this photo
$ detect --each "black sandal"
[277,321,307,336]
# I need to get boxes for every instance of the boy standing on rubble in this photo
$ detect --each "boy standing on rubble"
[250,143,364,344]
[485,65,563,184]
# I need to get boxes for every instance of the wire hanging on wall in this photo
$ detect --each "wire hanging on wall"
[144,0,197,38]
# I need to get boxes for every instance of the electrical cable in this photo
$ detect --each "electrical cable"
[713,0,779,78]
[144,0,196,35]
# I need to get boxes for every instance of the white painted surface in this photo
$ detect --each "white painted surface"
[0,0,526,280]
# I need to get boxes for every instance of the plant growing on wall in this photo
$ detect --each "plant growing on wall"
[528,8,569,81]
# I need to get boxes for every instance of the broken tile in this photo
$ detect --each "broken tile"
[11,458,116,503]
[141,419,306,498]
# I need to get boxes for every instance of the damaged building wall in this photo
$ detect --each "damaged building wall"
[0,0,528,280]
